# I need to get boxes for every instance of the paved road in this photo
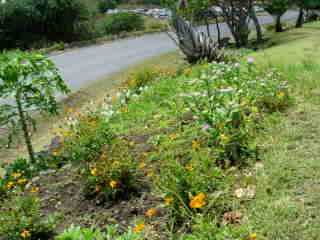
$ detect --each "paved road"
[51,11,298,91]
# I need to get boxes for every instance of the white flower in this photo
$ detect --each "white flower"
[247,57,255,64]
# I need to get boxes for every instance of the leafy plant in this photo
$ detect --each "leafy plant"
[102,12,144,35]
[0,51,70,163]
[56,224,141,240]
[98,0,118,13]
[0,195,57,240]
[83,137,142,202]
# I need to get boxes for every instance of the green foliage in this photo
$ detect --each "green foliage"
[56,224,141,240]
[83,138,142,202]
[0,51,69,162]
[0,0,89,49]
[98,0,118,13]
[262,0,291,16]
[102,12,144,35]
[183,62,289,165]
[59,113,113,163]
[0,195,57,240]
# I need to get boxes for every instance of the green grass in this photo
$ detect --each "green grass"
[242,21,320,239]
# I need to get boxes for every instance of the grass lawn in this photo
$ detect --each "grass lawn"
[243,21,320,239]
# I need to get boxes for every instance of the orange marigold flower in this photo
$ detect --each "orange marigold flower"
[145,208,157,218]
[164,196,174,206]
[95,185,101,193]
[20,229,31,239]
[109,180,119,189]
[133,223,145,233]
[192,140,201,151]
[189,193,207,209]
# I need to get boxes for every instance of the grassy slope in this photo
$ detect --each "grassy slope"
[0,51,183,165]
[245,21,320,239]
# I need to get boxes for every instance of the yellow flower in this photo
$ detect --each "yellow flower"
[111,95,118,103]
[112,161,120,167]
[249,233,257,240]
[17,178,27,185]
[121,106,129,113]
[164,196,174,206]
[52,150,60,157]
[145,208,157,218]
[189,193,207,209]
[139,162,146,169]
[192,140,201,151]
[277,91,285,99]
[133,223,145,233]
[20,229,31,239]
[185,164,194,171]
[109,180,119,189]
[220,134,230,144]
[30,186,39,193]
[169,133,177,141]
[90,167,98,176]
[146,170,155,177]
[11,172,22,179]
[6,181,14,190]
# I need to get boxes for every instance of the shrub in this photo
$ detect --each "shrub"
[98,0,118,13]
[0,195,57,240]
[83,138,142,202]
[102,12,144,35]
[59,113,113,164]
[0,0,89,49]
[56,224,141,240]
[182,61,289,165]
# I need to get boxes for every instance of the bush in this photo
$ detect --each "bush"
[98,0,118,13]
[83,138,142,202]
[56,224,142,240]
[0,0,89,49]
[102,12,144,35]
[0,195,57,240]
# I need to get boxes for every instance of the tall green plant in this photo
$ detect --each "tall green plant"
[0,51,70,163]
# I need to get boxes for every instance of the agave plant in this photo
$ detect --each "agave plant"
[167,15,226,63]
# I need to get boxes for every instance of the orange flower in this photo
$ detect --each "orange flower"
[145,208,157,218]
[164,196,174,206]
[169,133,177,141]
[133,223,145,233]
[20,229,31,239]
[109,180,119,189]
[95,185,101,193]
[192,140,201,151]
[189,193,206,209]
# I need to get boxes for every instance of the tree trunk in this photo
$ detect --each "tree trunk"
[215,16,221,45]
[205,18,211,37]
[275,15,283,32]
[16,92,36,163]
[250,8,263,43]
[296,7,304,28]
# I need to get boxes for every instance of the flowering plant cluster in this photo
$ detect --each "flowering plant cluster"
[83,138,142,202]
[183,60,289,165]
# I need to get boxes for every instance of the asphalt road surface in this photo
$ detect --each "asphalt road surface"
[51,11,298,92]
